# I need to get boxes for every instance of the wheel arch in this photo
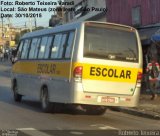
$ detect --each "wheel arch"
[12,78,17,91]
[40,84,49,99]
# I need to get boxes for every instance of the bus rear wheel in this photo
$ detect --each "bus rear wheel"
[87,106,107,115]
[41,88,54,113]
[74,105,107,115]
[84,105,107,115]
[13,82,22,102]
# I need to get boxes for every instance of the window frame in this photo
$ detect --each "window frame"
[57,33,69,59]
[44,36,54,59]
[50,33,63,59]
[37,36,49,59]
[49,31,75,60]
[28,38,39,59]
[64,31,75,59]
[83,26,139,63]
[33,37,42,59]
[16,40,24,59]
[20,39,31,60]
[18,29,75,61]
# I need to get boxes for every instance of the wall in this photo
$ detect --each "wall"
[106,0,160,26]
[64,0,106,23]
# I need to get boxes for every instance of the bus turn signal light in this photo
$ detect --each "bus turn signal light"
[137,72,143,85]
[73,66,83,81]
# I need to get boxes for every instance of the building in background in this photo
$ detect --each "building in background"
[64,0,106,23]
[106,0,160,44]
[106,0,160,91]
[0,23,20,50]
[49,6,65,27]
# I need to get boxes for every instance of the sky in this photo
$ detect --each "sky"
[1,0,60,28]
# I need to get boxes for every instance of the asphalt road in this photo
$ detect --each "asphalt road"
[0,62,160,136]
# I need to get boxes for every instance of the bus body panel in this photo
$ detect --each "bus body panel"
[72,60,142,95]
[71,22,143,99]
[12,60,73,101]
[70,81,140,107]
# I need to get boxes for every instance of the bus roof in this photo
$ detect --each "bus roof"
[21,21,135,40]
[21,21,82,39]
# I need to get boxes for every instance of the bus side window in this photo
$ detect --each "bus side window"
[21,39,31,59]
[51,34,63,59]
[65,32,75,59]
[33,38,41,59]
[28,38,38,59]
[58,34,68,59]
[38,37,48,59]
[16,40,24,59]
[44,36,53,59]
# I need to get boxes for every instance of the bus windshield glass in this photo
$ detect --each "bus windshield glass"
[84,24,138,62]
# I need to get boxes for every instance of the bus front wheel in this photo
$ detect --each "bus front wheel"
[41,87,54,113]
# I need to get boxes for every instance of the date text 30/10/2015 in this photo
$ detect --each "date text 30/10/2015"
[0,13,42,18]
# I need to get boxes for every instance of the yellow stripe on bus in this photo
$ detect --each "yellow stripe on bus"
[73,63,142,83]
[12,61,142,83]
[12,61,71,78]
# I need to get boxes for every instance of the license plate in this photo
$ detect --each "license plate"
[97,96,119,103]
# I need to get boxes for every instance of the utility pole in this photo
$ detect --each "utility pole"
[29,18,32,32]
[60,0,64,24]
[1,17,4,38]
[8,17,11,48]
[0,17,4,51]
[34,17,37,29]
[17,0,32,32]
[24,22,29,32]
[25,22,27,29]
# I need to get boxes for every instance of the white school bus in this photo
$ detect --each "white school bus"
[11,21,143,114]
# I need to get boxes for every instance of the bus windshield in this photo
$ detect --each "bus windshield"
[84,25,138,62]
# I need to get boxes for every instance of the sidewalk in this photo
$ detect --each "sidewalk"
[119,94,160,120]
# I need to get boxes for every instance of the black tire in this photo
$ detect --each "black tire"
[73,105,107,115]
[41,87,54,113]
[86,106,107,115]
[13,82,22,102]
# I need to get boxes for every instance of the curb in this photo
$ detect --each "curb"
[118,107,160,120]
